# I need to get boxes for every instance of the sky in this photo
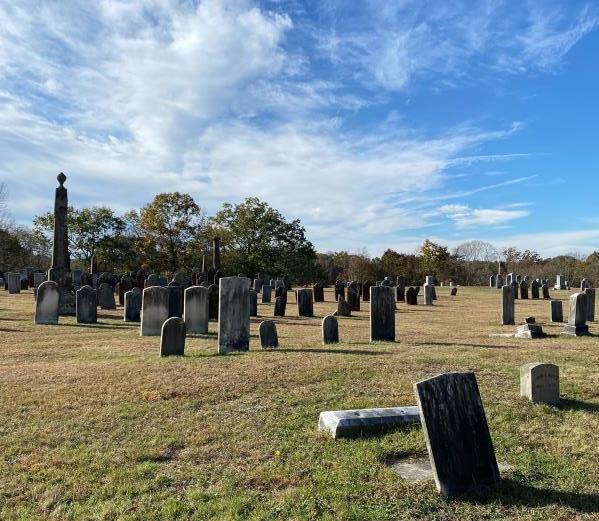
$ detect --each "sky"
[1,0,598,257]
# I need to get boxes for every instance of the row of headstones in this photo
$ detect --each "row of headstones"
[491,275,553,299]
[501,286,595,336]
[492,273,593,292]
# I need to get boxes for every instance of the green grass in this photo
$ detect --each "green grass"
[0,286,598,520]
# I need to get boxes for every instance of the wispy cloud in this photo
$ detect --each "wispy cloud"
[438,203,530,228]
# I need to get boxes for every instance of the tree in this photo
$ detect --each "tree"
[210,197,316,283]
[419,239,451,282]
[33,206,125,266]
[138,192,204,273]
[453,241,499,285]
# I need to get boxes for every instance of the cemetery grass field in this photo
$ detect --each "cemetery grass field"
[1,288,599,521]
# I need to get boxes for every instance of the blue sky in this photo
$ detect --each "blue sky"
[1,0,598,257]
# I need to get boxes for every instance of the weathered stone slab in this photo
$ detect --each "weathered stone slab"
[160,317,186,356]
[450,287,458,296]
[362,281,373,302]
[97,282,116,310]
[515,323,544,339]
[140,286,169,336]
[318,406,420,439]
[76,285,97,324]
[414,372,500,498]
[259,320,278,348]
[501,285,515,325]
[249,289,258,317]
[346,283,360,311]
[550,300,563,322]
[261,284,272,303]
[520,363,559,405]
[370,286,395,342]
[584,287,595,321]
[561,292,589,336]
[183,286,209,334]
[124,290,141,322]
[35,281,60,325]
[334,281,345,302]
[336,295,352,317]
[424,284,434,305]
[7,273,20,294]
[313,283,324,302]
[274,296,286,317]
[218,276,250,354]
[322,314,339,344]
[297,288,314,317]
[406,286,418,305]
[167,283,183,318]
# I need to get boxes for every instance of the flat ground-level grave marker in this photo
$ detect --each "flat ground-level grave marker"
[414,372,500,497]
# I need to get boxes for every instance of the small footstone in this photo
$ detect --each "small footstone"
[318,406,420,439]
[160,317,186,356]
[322,314,339,344]
[520,362,559,405]
[259,320,278,348]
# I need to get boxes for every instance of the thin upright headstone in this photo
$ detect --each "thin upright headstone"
[259,320,278,348]
[362,281,373,302]
[501,285,515,325]
[550,300,563,322]
[7,273,21,294]
[561,292,589,336]
[274,296,286,317]
[370,286,395,342]
[249,289,258,317]
[183,285,210,334]
[261,284,272,303]
[34,281,60,325]
[167,283,183,318]
[519,280,529,299]
[160,317,186,356]
[313,283,325,302]
[97,282,116,310]
[297,288,314,317]
[124,290,142,322]
[76,285,97,324]
[584,287,595,321]
[531,280,540,299]
[218,276,250,354]
[414,372,500,497]
[140,286,169,336]
[406,287,418,305]
[322,315,339,344]
[347,283,360,311]
[424,283,434,305]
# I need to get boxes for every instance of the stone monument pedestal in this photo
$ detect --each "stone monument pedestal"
[561,324,589,337]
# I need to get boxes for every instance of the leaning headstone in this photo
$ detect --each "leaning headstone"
[259,320,278,349]
[8,273,21,294]
[370,286,395,341]
[124,290,142,322]
[322,314,339,344]
[274,296,286,317]
[218,276,250,354]
[584,287,595,321]
[313,283,325,302]
[261,284,272,303]
[414,372,500,498]
[76,285,97,324]
[520,363,559,405]
[550,300,563,322]
[297,288,314,317]
[501,285,515,325]
[97,282,116,310]
[140,286,169,336]
[337,295,352,317]
[34,281,60,325]
[183,286,210,334]
[160,317,186,356]
[561,292,589,336]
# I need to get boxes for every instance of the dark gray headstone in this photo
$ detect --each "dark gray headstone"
[160,317,186,356]
[261,284,272,303]
[584,287,595,321]
[322,314,339,344]
[347,283,360,311]
[337,295,352,317]
[35,281,60,325]
[450,287,458,296]
[249,289,258,317]
[167,283,183,318]
[313,283,324,302]
[297,288,314,317]
[414,372,500,497]
[259,320,278,348]
[274,296,286,317]
[98,282,116,310]
[183,285,210,334]
[531,280,540,299]
[550,300,563,322]
[76,285,97,324]
[140,286,169,336]
[370,286,395,342]
[218,276,250,354]
[145,274,160,288]
[124,290,141,322]
[362,281,373,302]
[501,285,515,325]
[8,273,21,294]
[406,287,418,305]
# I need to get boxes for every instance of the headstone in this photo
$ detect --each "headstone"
[167,283,183,318]
[145,274,160,288]
[414,372,500,497]
[542,283,551,300]
[124,290,142,322]
[261,284,272,303]
[550,300,563,322]
[253,278,262,293]
[33,272,47,291]
[561,292,589,336]
[346,283,360,311]
[297,288,314,317]
[489,275,495,287]
[450,287,458,296]
[362,281,373,302]
[515,323,544,339]
[337,295,352,317]
[322,315,339,344]
[313,283,325,302]
[520,363,559,405]
[213,237,221,271]
[581,278,591,290]
[208,284,219,320]
[370,286,395,342]
[406,286,418,305]
[259,320,278,348]
[97,282,116,310]
[501,285,515,325]
[584,287,595,321]
[519,281,529,299]
[334,281,345,302]
[318,406,420,439]
[396,277,405,302]
[7,273,21,294]
[274,296,286,317]
[424,284,434,305]
[160,317,186,356]
[76,285,97,324]
[218,276,250,354]
[531,280,540,299]
[140,286,169,336]
[511,280,519,299]
[34,281,60,324]
[183,285,210,334]
[495,274,503,289]
[73,269,82,288]
[249,289,258,317]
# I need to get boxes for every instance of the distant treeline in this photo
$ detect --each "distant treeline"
[1,184,597,286]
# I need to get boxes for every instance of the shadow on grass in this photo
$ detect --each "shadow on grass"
[463,478,599,513]
[0,317,25,321]
[555,398,599,413]
[274,347,392,356]
[60,322,139,329]
[186,331,217,338]
[408,341,517,350]
[0,327,23,332]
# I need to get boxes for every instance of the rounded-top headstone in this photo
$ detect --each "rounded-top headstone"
[160,316,186,356]
[35,280,60,325]
[322,315,339,344]
[259,320,278,348]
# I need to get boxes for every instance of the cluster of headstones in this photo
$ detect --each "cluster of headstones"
[491,273,552,300]
[318,363,560,497]
[2,267,46,295]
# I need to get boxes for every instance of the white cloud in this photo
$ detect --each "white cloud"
[439,204,529,228]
